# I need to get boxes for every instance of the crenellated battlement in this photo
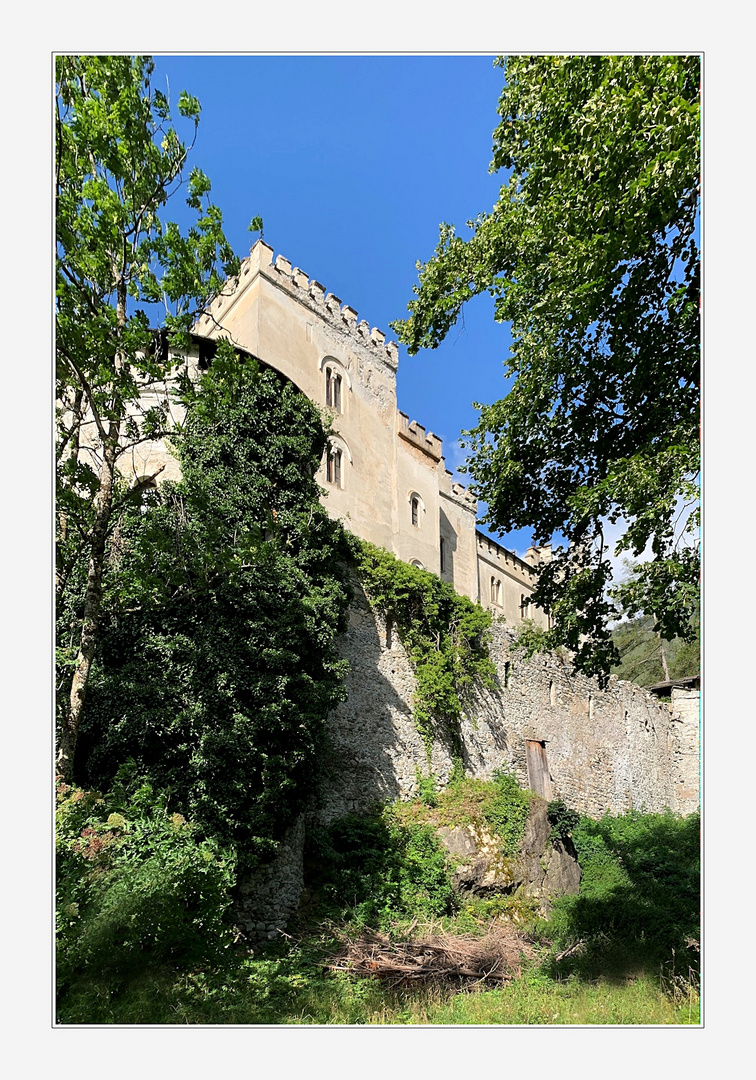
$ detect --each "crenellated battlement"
[397,411,443,461]
[197,241,399,371]
[450,480,477,508]
[477,531,536,581]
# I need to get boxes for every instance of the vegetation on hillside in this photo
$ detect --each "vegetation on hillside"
[610,612,700,687]
[57,770,700,1025]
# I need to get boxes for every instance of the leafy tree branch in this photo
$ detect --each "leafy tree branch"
[392,55,700,681]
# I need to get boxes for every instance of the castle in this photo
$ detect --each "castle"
[128,239,549,628]
[87,239,698,938]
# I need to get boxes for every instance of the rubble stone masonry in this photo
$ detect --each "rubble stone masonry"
[236,588,699,942]
[319,585,700,824]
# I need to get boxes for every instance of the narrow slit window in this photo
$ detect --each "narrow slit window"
[411,497,419,528]
[440,537,446,574]
[325,367,332,408]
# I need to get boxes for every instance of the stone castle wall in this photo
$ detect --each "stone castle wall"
[235,587,699,941]
[318,584,700,824]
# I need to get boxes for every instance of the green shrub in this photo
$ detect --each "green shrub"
[547,800,581,845]
[56,773,236,999]
[306,810,456,929]
[415,768,439,807]
[544,808,700,978]
[481,769,531,857]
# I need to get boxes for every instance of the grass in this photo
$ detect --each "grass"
[57,943,699,1025]
[57,787,700,1026]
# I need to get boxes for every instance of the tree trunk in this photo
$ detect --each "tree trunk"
[58,280,126,781]
[58,428,118,780]
[657,632,670,682]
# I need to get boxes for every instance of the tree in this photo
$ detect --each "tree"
[56,56,240,778]
[393,55,700,680]
[73,354,352,865]
[609,561,699,687]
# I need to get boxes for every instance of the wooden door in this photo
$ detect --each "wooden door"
[526,740,553,800]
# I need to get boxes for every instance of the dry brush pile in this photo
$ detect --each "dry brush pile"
[324,922,536,987]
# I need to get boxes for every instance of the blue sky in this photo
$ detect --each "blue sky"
[151,55,533,552]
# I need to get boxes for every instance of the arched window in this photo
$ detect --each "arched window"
[324,434,352,489]
[325,366,342,412]
[520,594,531,620]
[321,357,350,413]
[410,559,425,569]
[490,577,501,605]
[407,491,425,529]
[326,446,343,487]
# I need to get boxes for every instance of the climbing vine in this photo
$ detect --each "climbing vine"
[73,353,353,868]
[350,539,497,756]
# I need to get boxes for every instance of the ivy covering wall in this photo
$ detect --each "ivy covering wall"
[350,539,497,757]
[73,349,352,868]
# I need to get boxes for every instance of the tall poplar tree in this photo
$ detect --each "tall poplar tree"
[56,55,240,778]
[393,55,700,679]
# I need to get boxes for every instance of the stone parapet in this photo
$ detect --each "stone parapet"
[477,531,537,586]
[196,240,400,373]
[396,410,443,461]
[318,588,699,825]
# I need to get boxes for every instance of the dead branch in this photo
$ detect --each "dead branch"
[554,939,586,963]
[322,924,535,987]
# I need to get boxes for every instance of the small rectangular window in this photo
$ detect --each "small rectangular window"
[325,369,333,408]
[333,449,342,487]
[411,498,419,527]
[333,374,342,412]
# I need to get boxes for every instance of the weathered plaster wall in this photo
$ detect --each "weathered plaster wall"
[667,688,700,813]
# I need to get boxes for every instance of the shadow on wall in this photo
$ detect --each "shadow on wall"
[315,579,420,822]
[315,579,513,823]
[439,506,456,583]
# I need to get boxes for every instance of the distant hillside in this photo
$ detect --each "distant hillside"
[610,613,700,688]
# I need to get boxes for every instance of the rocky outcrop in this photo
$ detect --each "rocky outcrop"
[435,798,580,915]
[436,823,519,895]
[515,799,581,911]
